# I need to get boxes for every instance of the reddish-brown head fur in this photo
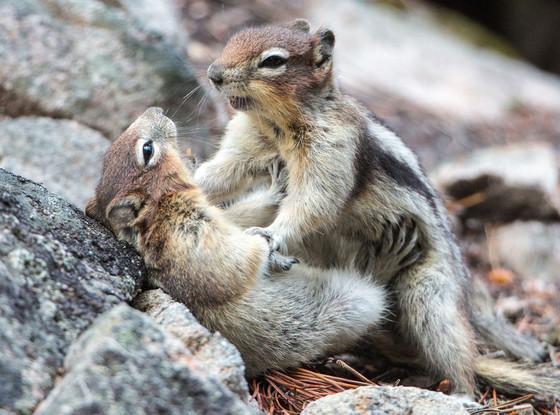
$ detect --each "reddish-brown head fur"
[218,25,312,68]
[86,108,193,237]
[207,19,336,121]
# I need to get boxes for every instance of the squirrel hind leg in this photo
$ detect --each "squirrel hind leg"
[394,267,477,395]
[243,268,389,376]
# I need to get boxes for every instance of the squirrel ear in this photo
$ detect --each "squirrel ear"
[85,197,98,220]
[285,18,311,33]
[312,27,335,68]
[106,194,143,232]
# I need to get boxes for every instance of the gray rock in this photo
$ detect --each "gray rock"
[429,143,560,223]
[34,304,253,415]
[306,0,560,123]
[0,117,109,208]
[301,386,470,415]
[0,169,144,414]
[114,0,189,53]
[133,289,249,401]
[0,0,207,140]
[487,221,560,283]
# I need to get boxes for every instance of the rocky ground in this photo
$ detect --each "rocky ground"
[0,170,255,414]
[1,0,559,414]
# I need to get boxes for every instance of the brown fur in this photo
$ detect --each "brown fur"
[86,107,390,378]
[195,20,558,397]
[217,26,311,68]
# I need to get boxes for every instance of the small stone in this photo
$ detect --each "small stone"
[301,385,471,415]
[487,268,515,287]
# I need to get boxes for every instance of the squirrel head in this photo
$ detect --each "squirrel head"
[208,19,335,120]
[86,107,193,244]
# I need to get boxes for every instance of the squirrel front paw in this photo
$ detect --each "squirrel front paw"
[245,227,283,252]
[268,251,300,273]
[245,226,295,272]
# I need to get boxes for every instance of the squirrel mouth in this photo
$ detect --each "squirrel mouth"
[228,96,253,111]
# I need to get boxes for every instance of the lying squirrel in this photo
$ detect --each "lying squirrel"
[194,20,558,397]
[86,107,411,377]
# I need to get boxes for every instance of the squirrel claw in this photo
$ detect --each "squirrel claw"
[269,252,300,273]
[245,227,282,252]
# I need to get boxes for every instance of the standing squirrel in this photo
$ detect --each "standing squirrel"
[194,20,554,396]
[86,107,399,377]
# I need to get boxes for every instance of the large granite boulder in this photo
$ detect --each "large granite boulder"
[0,169,145,414]
[34,304,253,415]
[0,169,256,415]
[306,0,560,123]
[133,289,249,401]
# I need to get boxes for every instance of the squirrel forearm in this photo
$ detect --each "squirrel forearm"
[268,147,353,245]
[221,187,281,229]
[195,112,278,203]
[194,155,253,203]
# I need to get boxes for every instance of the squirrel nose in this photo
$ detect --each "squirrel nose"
[207,64,224,86]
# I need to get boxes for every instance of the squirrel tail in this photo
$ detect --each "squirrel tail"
[475,357,560,398]
[470,277,546,363]
[471,313,547,362]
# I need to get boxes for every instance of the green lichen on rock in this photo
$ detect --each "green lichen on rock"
[34,305,253,415]
[0,169,144,414]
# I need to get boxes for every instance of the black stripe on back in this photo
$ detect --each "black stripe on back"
[352,122,436,210]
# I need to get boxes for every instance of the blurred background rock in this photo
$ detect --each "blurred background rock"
[3,0,560,206]
[0,1,559,413]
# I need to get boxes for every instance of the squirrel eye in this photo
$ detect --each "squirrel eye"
[142,140,154,166]
[259,55,287,69]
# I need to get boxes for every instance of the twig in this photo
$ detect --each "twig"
[329,358,378,385]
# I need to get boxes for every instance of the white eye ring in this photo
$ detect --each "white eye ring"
[258,48,289,71]
[135,138,160,169]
